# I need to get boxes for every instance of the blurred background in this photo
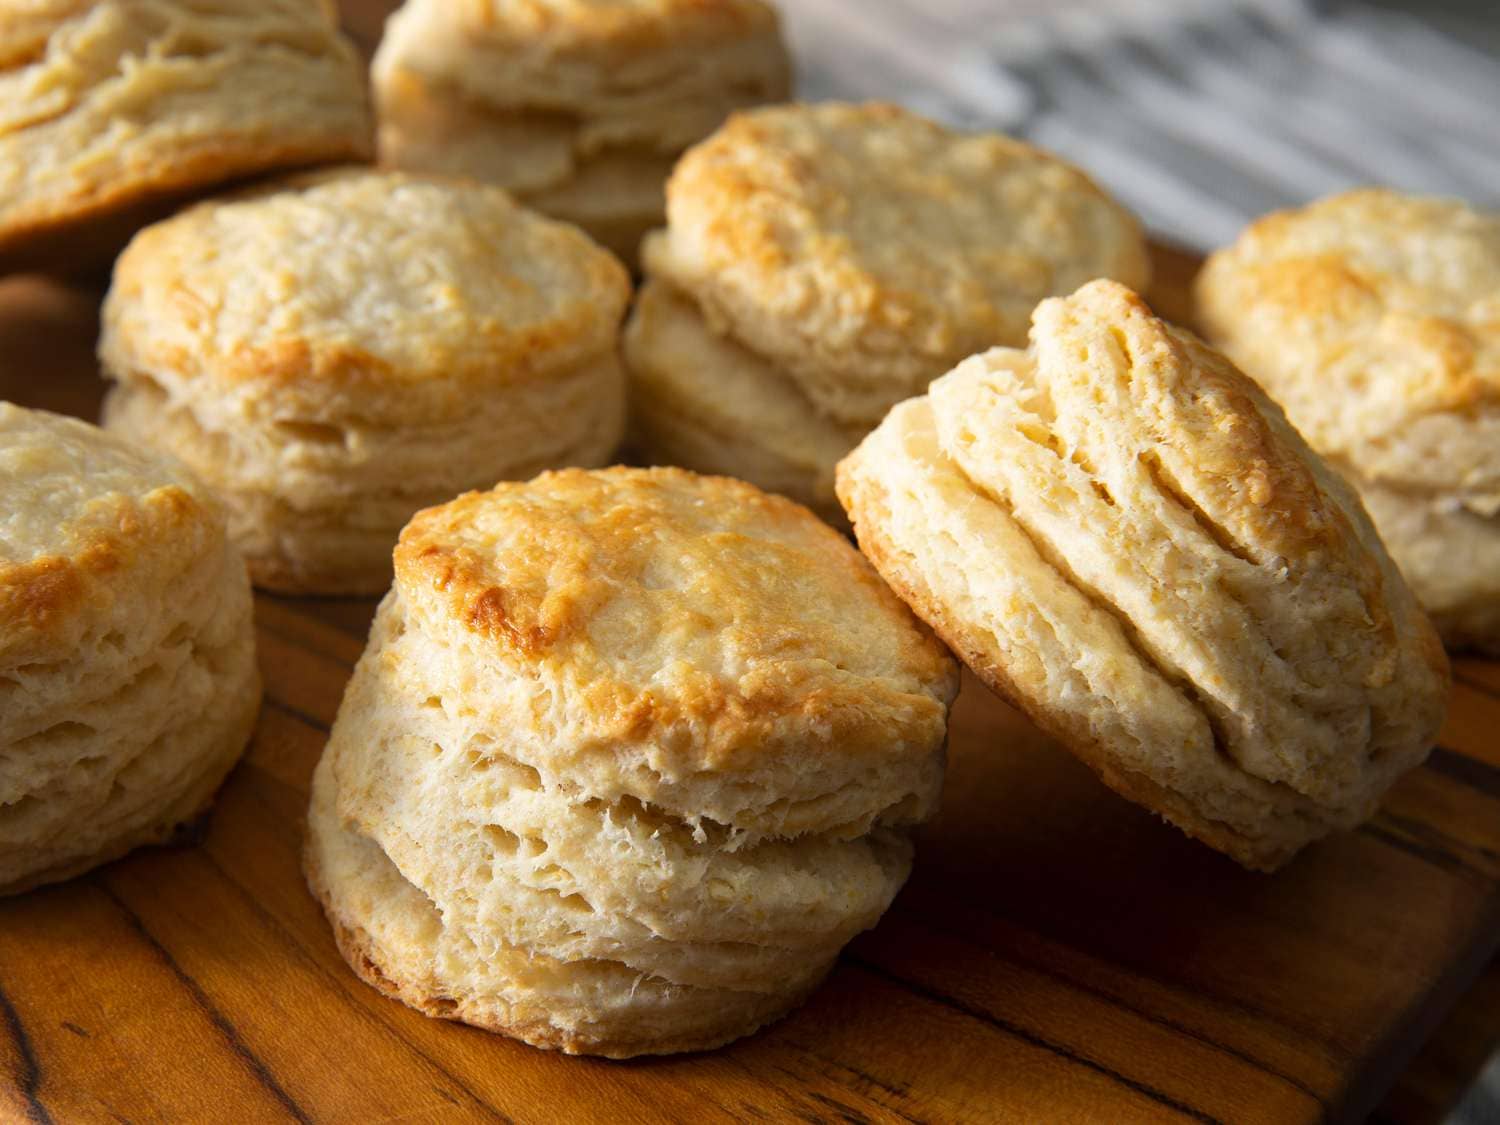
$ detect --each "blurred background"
[775,0,1500,251]
[337,0,1500,255]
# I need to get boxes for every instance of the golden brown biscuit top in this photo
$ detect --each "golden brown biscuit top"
[1196,189,1500,489]
[394,466,957,767]
[649,102,1150,425]
[0,403,218,662]
[101,169,630,398]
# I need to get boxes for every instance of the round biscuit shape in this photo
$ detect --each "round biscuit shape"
[0,404,260,894]
[98,169,632,594]
[649,101,1152,428]
[307,465,956,1054]
[1196,189,1500,651]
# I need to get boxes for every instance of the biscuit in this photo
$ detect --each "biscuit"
[99,169,632,595]
[0,0,372,274]
[305,466,957,1055]
[838,280,1449,872]
[0,403,259,895]
[372,0,790,263]
[1196,189,1500,651]
[623,279,860,520]
[626,102,1150,513]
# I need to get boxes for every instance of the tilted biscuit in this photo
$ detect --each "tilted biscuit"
[1196,189,1500,651]
[372,0,790,262]
[306,466,957,1055]
[99,169,631,595]
[838,280,1449,871]
[0,0,372,272]
[0,404,259,895]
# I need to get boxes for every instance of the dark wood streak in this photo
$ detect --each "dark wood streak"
[844,957,1226,1125]
[191,848,514,1125]
[885,909,1329,1112]
[1359,823,1477,881]
[779,1038,922,1120]
[0,981,52,1125]
[805,1087,880,1124]
[262,694,333,736]
[96,885,311,1125]
[1454,670,1500,706]
[253,618,359,672]
[886,891,1356,1074]
[1428,745,1500,799]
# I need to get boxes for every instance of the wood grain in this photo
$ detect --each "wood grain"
[0,182,1497,1125]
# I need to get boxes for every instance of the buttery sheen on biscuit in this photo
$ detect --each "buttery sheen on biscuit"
[305,467,957,1056]
[0,0,372,273]
[624,102,1151,519]
[0,404,259,895]
[1196,189,1500,652]
[100,169,632,595]
[838,280,1449,872]
[371,0,790,262]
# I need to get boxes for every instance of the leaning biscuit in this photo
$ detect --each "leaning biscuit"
[838,280,1449,871]
[0,0,372,273]
[372,0,790,262]
[100,169,631,595]
[306,466,957,1055]
[626,102,1150,514]
[1196,189,1500,651]
[0,404,260,895]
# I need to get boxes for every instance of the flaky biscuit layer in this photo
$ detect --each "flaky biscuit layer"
[0,405,259,893]
[838,281,1448,870]
[0,0,372,269]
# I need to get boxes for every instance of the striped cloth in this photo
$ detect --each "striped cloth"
[782,0,1500,250]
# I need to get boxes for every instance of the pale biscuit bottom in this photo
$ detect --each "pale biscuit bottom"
[838,398,1365,872]
[1355,474,1500,654]
[623,280,859,523]
[0,534,260,895]
[305,773,826,1058]
[304,590,912,1054]
[102,352,627,594]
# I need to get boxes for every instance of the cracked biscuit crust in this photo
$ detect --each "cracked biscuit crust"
[649,102,1151,427]
[394,466,957,837]
[838,280,1449,870]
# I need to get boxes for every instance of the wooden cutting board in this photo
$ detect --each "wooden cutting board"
[0,249,1498,1125]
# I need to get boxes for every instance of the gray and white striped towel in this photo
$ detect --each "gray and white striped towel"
[784,0,1500,250]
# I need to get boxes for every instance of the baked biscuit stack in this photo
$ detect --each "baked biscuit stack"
[372,0,791,262]
[625,102,1150,520]
[99,169,631,595]
[1197,190,1500,653]
[839,281,1450,871]
[0,0,371,272]
[306,467,957,1055]
[0,404,259,895]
